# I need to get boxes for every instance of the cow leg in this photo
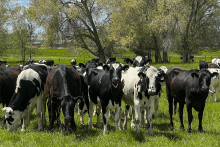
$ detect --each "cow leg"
[174,100,177,115]
[154,94,160,118]
[48,102,57,132]
[123,105,129,130]
[96,106,102,128]
[134,92,141,133]
[36,97,43,131]
[21,111,28,132]
[42,95,47,126]
[179,103,184,130]
[168,96,174,130]
[186,102,193,134]
[131,106,135,128]
[56,107,61,129]
[88,100,94,131]
[118,108,122,130]
[198,106,205,132]
[79,108,85,125]
[102,105,108,135]
[146,97,154,135]
[1,103,6,126]
[126,105,131,119]
[215,87,219,102]
[115,104,120,131]
[141,109,146,128]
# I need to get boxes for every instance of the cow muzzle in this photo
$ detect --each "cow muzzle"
[112,77,120,88]
[201,86,209,92]
[148,89,156,96]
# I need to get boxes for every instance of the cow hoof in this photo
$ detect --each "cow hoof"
[21,129,26,132]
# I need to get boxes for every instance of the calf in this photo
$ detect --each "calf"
[122,66,165,134]
[2,66,48,132]
[199,60,208,70]
[166,68,218,133]
[87,61,129,135]
[46,64,83,133]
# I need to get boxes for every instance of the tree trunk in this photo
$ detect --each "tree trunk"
[153,34,162,63]
[163,51,169,63]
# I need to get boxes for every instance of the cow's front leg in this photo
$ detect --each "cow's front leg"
[168,95,174,130]
[96,106,102,128]
[146,97,154,135]
[21,111,28,132]
[134,92,141,133]
[215,87,219,102]
[131,105,135,128]
[141,109,146,128]
[123,105,129,130]
[179,103,184,130]
[88,100,94,131]
[186,101,193,134]
[102,105,108,135]
[154,94,160,118]
[198,105,205,132]
[36,98,43,131]
[115,104,120,130]
[48,102,56,132]
[42,95,47,126]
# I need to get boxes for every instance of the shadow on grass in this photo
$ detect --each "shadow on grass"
[129,130,146,142]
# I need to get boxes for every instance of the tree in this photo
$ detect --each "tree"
[29,0,113,63]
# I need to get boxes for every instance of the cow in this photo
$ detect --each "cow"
[207,68,220,102]
[180,55,194,62]
[87,61,129,135]
[106,57,116,64]
[165,67,218,133]
[208,63,219,68]
[26,59,37,65]
[45,60,54,66]
[2,66,48,132]
[46,64,83,133]
[133,56,152,67]
[121,66,165,134]
[212,58,220,66]
[0,66,22,125]
[199,60,208,70]
[71,59,77,66]
[123,57,133,65]
[39,60,46,64]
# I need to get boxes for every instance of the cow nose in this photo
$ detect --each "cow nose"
[201,86,209,91]
[112,77,120,82]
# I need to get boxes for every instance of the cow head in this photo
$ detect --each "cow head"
[103,61,129,88]
[71,59,77,65]
[145,67,165,96]
[133,56,146,67]
[2,107,23,131]
[123,57,133,65]
[106,57,116,64]
[191,69,219,92]
[58,95,83,131]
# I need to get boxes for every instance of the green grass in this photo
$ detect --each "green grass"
[1,49,220,146]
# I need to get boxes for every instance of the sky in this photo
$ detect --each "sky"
[18,0,29,6]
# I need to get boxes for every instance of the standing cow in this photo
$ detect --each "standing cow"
[166,67,218,133]
[46,64,83,133]
[2,66,48,132]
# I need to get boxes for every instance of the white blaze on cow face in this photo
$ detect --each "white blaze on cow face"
[2,107,23,131]
[136,56,143,63]
[112,63,120,71]
[146,67,159,94]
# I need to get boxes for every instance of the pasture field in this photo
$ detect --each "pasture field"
[0,49,220,146]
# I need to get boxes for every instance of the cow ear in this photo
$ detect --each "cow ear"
[159,73,166,82]
[211,72,219,78]
[138,72,146,80]
[191,72,199,79]
[122,65,129,71]
[2,108,7,113]
[79,63,86,68]
[103,65,110,71]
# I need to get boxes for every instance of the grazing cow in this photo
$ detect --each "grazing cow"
[71,59,77,65]
[106,57,116,64]
[209,63,219,68]
[46,64,83,133]
[87,61,129,135]
[122,66,165,134]
[212,58,220,66]
[0,66,22,125]
[199,60,208,70]
[166,67,218,133]
[207,68,220,102]
[45,60,54,66]
[123,57,133,65]
[2,66,48,132]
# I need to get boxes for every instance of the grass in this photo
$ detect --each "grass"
[1,49,220,146]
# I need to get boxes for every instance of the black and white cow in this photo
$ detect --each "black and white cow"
[26,59,37,65]
[212,58,220,66]
[199,60,208,70]
[106,57,116,64]
[39,60,46,64]
[121,66,165,134]
[71,59,77,66]
[133,56,151,67]
[209,63,219,68]
[46,64,83,133]
[2,66,48,132]
[87,61,129,135]
[123,57,133,65]
[166,68,218,133]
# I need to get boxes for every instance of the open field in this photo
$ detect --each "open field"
[0,49,220,146]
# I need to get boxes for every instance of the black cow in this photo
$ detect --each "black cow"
[71,59,77,65]
[123,57,133,65]
[106,57,116,64]
[87,61,129,135]
[0,66,22,125]
[208,63,219,68]
[199,60,208,70]
[166,67,218,133]
[45,60,54,66]
[46,64,83,133]
[2,66,48,132]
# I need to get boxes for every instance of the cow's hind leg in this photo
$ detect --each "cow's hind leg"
[186,102,193,134]
[115,104,120,131]
[168,95,174,130]
[179,103,184,130]
[96,106,102,128]
[88,100,94,131]
[146,97,154,135]
[101,104,108,135]
[154,94,160,118]
[123,105,129,130]
[215,87,219,102]
[21,111,28,132]
[141,109,146,128]
[36,97,43,131]
[48,102,57,132]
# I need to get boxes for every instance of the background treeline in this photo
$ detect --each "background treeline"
[1,0,220,63]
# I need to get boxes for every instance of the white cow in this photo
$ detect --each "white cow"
[121,66,165,134]
[207,68,220,102]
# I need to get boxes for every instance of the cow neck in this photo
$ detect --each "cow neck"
[110,81,121,98]
[59,68,70,96]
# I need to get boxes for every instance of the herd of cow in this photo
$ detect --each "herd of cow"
[0,56,220,135]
